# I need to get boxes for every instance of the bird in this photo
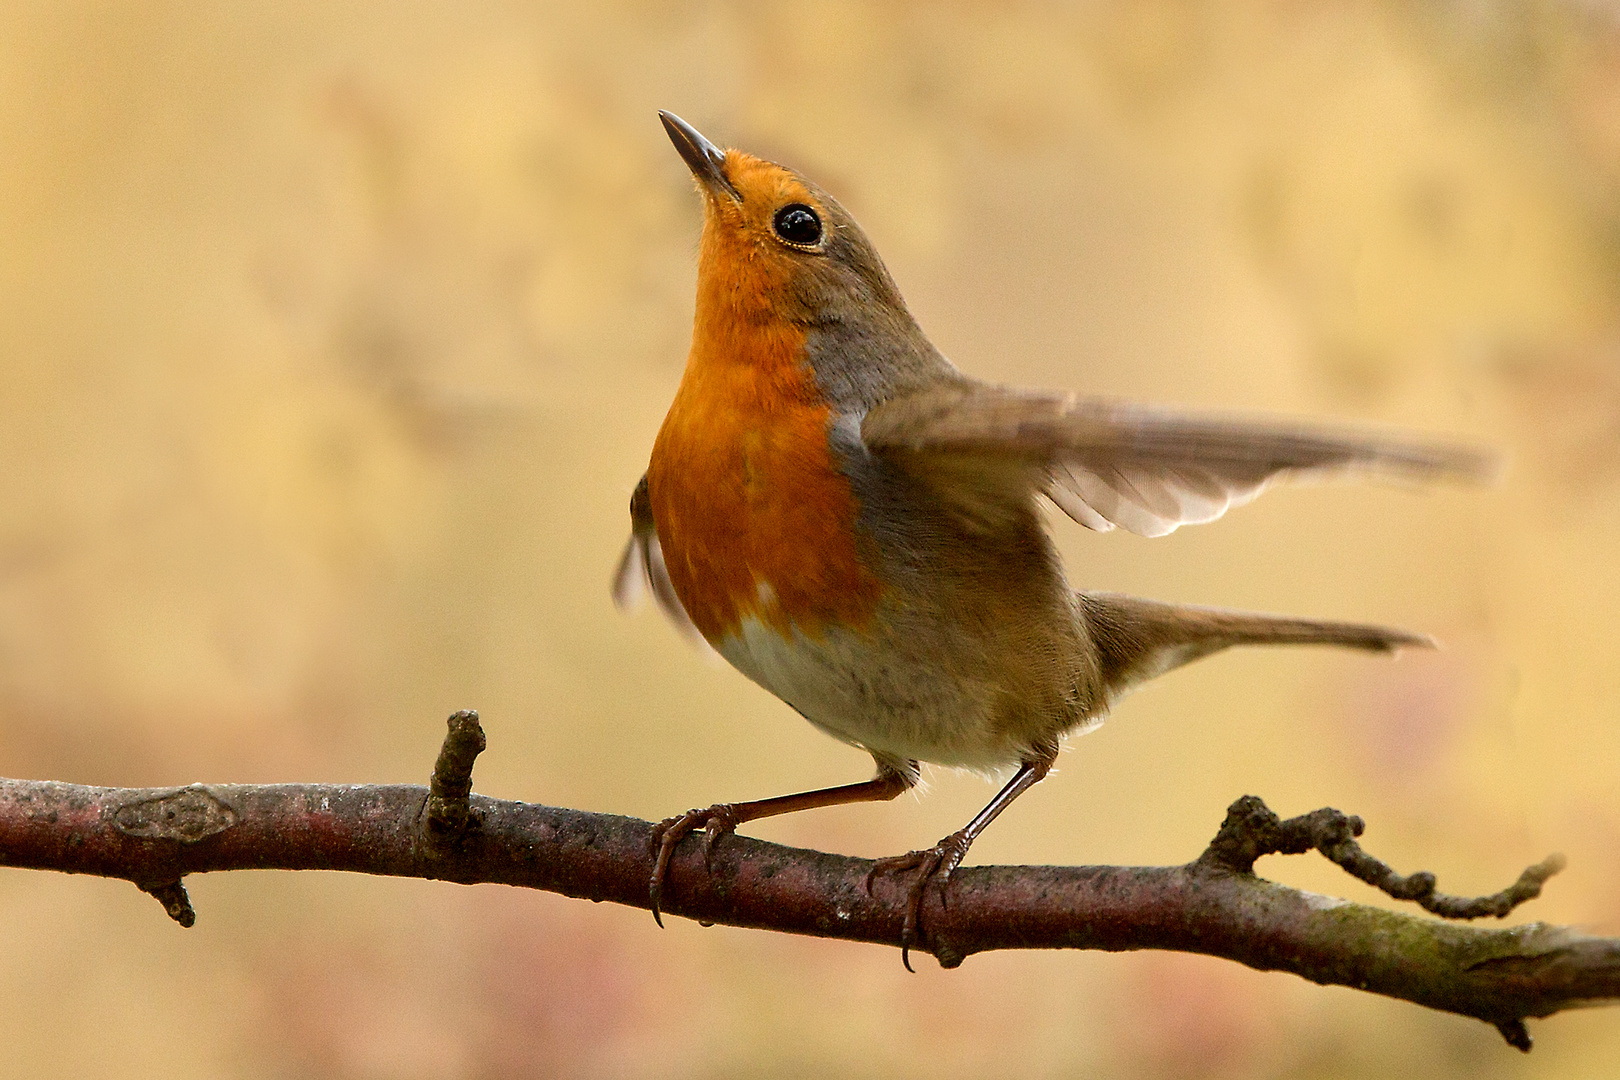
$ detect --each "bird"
[615,110,1491,967]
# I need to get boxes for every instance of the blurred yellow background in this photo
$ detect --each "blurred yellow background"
[2,1,1619,1076]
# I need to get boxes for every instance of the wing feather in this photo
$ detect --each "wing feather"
[862,383,1495,537]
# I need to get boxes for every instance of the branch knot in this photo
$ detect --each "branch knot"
[112,785,238,843]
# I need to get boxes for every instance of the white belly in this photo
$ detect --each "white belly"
[716,613,1026,770]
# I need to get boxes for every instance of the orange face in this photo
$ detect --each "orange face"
[645,151,883,643]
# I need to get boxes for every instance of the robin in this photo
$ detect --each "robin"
[616,111,1489,967]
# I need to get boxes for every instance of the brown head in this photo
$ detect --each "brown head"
[659,112,953,409]
[660,111,906,324]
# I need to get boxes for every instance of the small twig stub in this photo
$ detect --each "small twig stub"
[425,709,486,844]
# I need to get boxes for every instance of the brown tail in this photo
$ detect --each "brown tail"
[1079,590,1432,699]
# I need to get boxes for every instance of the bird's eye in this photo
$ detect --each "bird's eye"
[772,204,822,247]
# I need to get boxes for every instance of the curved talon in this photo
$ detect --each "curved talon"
[866,830,973,972]
[648,803,741,928]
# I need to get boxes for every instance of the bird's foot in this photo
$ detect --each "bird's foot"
[864,828,973,972]
[647,803,742,927]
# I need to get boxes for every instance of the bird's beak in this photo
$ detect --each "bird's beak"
[659,111,742,202]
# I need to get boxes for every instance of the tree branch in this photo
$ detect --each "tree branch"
[0,713,1613,1052]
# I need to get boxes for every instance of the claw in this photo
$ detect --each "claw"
[648,803,741,927]
[866,829,973,970]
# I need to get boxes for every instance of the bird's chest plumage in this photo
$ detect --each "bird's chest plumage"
[645,320,883,648]
[644,262,1094,771]
[645,343,1088,770]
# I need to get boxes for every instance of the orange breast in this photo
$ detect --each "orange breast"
[647,298,882,645]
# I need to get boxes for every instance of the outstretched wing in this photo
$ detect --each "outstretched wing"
[861,383,1496,537]
[612,474,709,645]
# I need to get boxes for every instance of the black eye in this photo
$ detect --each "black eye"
[772,203,822,246]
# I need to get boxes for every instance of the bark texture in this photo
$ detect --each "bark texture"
[0,713,1612,1053]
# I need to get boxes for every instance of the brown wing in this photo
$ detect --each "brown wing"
[861,383,1497,537]
[612,474,710,645]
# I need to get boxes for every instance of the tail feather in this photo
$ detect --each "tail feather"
[1079,590,1432,699]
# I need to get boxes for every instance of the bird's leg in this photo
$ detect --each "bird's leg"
[866,753,1055,971]
[649,764,914,926]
